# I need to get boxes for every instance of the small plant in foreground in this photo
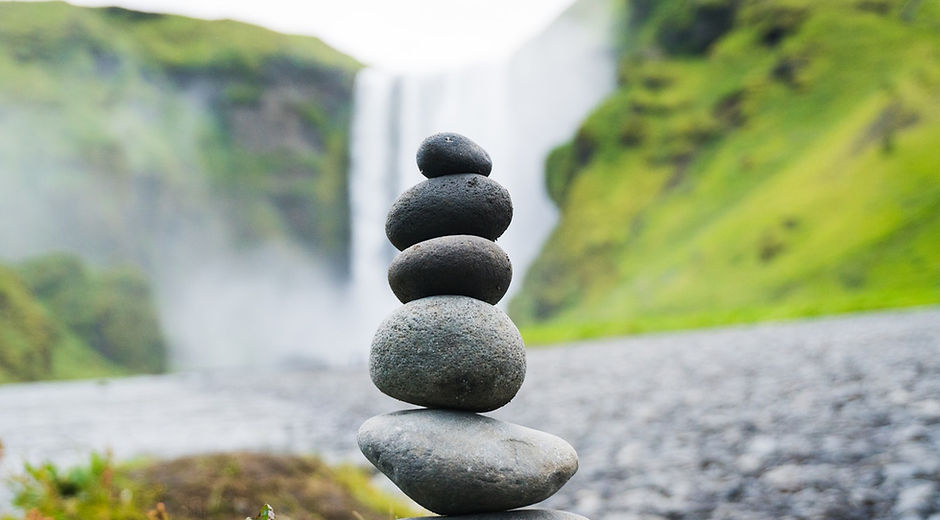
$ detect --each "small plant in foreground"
[247,504,275,520]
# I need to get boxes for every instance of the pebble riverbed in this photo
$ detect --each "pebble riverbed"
[1,308,938,519]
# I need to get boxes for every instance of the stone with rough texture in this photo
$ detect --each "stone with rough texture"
[385,174,512,251]
[358,409,578,515]
[370,295,525,411]
[403,510,589,520]
[388,235,512,304]
[417,132,492,178]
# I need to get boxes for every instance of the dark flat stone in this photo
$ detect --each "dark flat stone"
[402,510,589,520]
[417,132,492,178]
[370,295,525,412]
[358,409,578,515]
[385,174,512,251]
[388,235,512,305]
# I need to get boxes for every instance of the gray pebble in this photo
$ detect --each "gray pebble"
[403,510,589,520]
[385,174,512,251]
[370,295,525,412]
[894,481,937,516]
[417,132,492,178]
[358,409,578,515]
[388,235,512,304]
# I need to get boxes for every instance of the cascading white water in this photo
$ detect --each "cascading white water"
[348,0,618,331]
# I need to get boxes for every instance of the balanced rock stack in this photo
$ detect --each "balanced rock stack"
[358,132,586,520]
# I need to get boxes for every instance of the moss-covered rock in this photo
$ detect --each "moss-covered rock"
[0,253,167,382]
[18,254,168,374]
[0,266,58,382]
[2,452,418,520]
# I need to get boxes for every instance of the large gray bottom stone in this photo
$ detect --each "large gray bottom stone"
[417,132,492,178]
[388,235,512,305]
[385,174,512,251]
[403,509,589,520]
[370,295,525,412]
[358,409,579,516]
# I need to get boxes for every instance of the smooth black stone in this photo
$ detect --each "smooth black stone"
[385,174,512,251]
[417,132,492,178]
[389,235,512,305]
[370,295,525,412]
[358,410,578,515]
[403,510,589,520]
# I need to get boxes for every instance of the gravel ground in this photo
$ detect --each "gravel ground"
[1,307,938,519]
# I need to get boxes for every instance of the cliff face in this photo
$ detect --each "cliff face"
[0,2,360,272]
[511,0,940,342]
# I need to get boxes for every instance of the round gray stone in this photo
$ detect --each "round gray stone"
[385,174,512,251]
[403,510,589,520]
[358,409,579,515]
[370,295,525,412]
[388,235,512,305]
[417,132,492,178]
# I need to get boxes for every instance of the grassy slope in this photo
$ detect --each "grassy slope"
[0,1,360,269]
[511,0,940,343]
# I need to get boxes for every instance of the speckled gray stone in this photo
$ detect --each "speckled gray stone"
[370,295,525,411]
[388,235,512,305]
[358,409,579,515]
[417,132,492,178]
[402,510,589,520]
[385,174,512,251]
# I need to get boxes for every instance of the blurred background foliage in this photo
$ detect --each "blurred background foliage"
[0,253,164,383]
[511,0,940,342]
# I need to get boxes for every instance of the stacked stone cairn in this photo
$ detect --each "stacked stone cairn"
[358,133,586,520]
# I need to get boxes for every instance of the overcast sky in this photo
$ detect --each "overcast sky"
[33,0,578,71]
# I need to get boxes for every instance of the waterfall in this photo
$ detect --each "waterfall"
[348,0,618,334]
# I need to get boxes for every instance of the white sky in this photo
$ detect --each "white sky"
[34,0,579,71]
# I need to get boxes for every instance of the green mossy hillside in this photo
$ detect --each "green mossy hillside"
[512,0,940,342]
[0,254,166,383]
[0,1,360,271]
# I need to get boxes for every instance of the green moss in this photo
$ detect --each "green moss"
[512,0,940,343]
[17,254,168,374]
[2,452,414,520]
[0,253,165,383]
[0,266,57,382]
[333,464,421,519]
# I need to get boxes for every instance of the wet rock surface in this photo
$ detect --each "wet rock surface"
[417,132,493,178]
[385,174,512,250]
[1,309,938,519]
[369,295,525,412]
[388,235,512,304]
[358,409,578,515]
